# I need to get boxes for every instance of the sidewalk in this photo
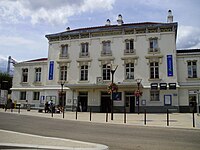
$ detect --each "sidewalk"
[1,108,200,129]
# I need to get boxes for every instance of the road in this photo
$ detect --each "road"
[0,112,199,150]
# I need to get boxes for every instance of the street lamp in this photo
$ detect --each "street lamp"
[110,64,118,120]
[135,79,142,115]
[61,80,66,118]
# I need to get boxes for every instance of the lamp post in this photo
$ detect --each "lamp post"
[61,81,65,118]
[135,79,142,115]
[110,65,118,120]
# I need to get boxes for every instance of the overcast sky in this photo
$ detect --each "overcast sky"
[0,0,200,65]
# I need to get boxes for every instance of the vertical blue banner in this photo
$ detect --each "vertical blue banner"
[49,61,54,80]
[167,55,173,76]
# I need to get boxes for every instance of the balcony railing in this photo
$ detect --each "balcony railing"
[124,49,135,55]
[101,50,112,56]
[59,53,69,59]
[79,52,90,58]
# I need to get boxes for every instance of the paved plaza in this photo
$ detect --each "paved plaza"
[0,108,199,150]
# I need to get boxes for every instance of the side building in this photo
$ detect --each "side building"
[11,12,200,112]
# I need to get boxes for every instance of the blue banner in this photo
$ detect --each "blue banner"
[49,61,54,80]
[167,55,173,76]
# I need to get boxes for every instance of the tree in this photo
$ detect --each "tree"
[0,72,12,94]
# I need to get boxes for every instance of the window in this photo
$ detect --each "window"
[60,66,67,81]
[20,91,26,100]
[125,63,134,79]
[102,41,111,55]
[33,92,40,100]
[35,68,41,82]
[150,90,160,101]
[102,64,111,80]
[60,45,68,57]
[80,65,88,81]
[22,68,28,82]
[188,61,197,78]
[81,43,89,56]
[125,39,134,53]
[150,62,159,79]
[149,38,158,52]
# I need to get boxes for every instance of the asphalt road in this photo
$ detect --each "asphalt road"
[0,112,200,150]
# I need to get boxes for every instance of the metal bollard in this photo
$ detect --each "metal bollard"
[193,109,195,127]
[106,108,108,122]
[144,109,146,125]
[167,109,169,126]
[124,107,126,124]
[76,107,78,120]
[90,108,92,121]
[18,105,20,114]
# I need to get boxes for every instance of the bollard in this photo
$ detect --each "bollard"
[106,108,108,122]
[90,108,92,121]
[144,109,146,125]
[193,109,195,127]
[167,109,169,126]
[18,104,20,114]
[124,107,126,124]
[76,107,78,120]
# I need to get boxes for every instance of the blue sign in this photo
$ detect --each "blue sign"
[112,92,122,101]
[167,55,173,76]
[49,61,54,80]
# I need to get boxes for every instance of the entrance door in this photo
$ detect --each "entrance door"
[78,92,88,112]
[101,92,111,113]
[125,92,135,113]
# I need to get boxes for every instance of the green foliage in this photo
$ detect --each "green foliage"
[0,72,12,93]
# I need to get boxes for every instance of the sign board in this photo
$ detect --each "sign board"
[167,55,173,76]
[48,61,54,80]
[112,92,122,101]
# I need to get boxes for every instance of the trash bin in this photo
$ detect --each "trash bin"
[27,104,31,111]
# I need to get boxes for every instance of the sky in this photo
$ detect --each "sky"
[0,0,200,72]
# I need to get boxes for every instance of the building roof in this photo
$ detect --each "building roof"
[25,58,48,62]
[176,49,200,53]
[45,22,178,39]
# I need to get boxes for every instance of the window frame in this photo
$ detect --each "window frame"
[81,43,89,56]
[187,61,197,78]
[80,65,88,81]
[35,67,41,82]
[150,90,160,101]
[150,61,159,79]
[102,64,111,80]
[20,91,26,100]
[149,38,158,52]
[60,65,67,81]
[33,92,40,100]
[125,39,134,53]
[60,44,68,57]
[125,63,134,80]
[102,41,111,54]
[22,68,28,82]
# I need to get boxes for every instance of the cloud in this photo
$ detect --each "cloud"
[0,36,35,46]
[0,0,115,25]
[177,25,200,49]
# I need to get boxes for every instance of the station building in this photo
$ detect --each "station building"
[11,11,200,113]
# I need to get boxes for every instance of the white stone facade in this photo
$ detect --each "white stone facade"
[11,14,200,113]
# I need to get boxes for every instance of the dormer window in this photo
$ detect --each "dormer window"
[80,43,89,57]
[149,38,159,53]
[60,44,68,58]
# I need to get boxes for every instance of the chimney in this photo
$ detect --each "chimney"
[105,19,111,26]
[117,14,123,25]
[66,27,70,31]
[167,10,173,23]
